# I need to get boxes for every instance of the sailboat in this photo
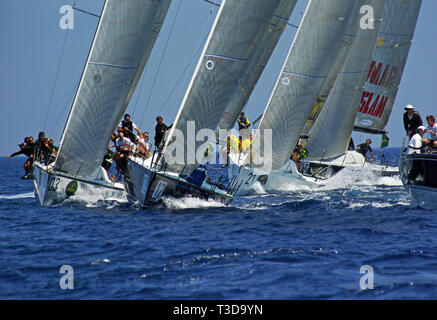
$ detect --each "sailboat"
[301,0,422,182]
[124,0,295,207]
[231,0,360,193]
[33,0,172,206]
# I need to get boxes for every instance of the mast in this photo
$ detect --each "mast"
[54,0,172,178]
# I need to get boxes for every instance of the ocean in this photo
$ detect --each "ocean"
[1,147,437,299]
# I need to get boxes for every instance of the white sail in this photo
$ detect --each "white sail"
[54,0,172,178]
[252,0,358,171]
[162,0,289,172]
[354,0,422,134]
[305,0,386,161]
[217,0,297,130]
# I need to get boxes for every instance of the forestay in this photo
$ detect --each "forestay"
[217,0,297,130]
[54,0,172,178]
[305,0,385,161]
[354,0,422,134]
[162,0,289,173]
[252,0,357,171]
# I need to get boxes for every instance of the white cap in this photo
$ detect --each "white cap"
[417,126,427,132]
[405,104,414,110]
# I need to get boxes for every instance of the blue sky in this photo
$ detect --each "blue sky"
[1,0,435,156]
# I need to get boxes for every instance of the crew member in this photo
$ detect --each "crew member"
[403,105,423,138]
[423,115,437,149]
[113,132,134,174]
[407,126,426,155]
[7,137,35,179]
[357,139,374,162]
[154,116,171,150]
[118,113,141,143]
[238,112,250,152]
[291,145,304,165]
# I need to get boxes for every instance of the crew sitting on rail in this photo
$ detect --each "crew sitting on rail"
[422,115,437,149]
[113,132,134,174]
[406,126,426,155]
[135,131,151,158]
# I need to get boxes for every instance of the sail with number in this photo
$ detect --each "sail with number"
[304,0,385,161]
[354,0,422,134]
[217,0,297,130]
[162,0,293,173]
[54,0,172,178]
[252,0,358,171]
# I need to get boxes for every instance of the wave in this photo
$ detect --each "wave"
[0,192,34,200]
[162,196,227,209]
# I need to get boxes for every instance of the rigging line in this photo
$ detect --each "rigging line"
[42,27,70,131]
[154,0,219,119]
[49,77,81,140]
[131,64,149,119]
[72,7,101,18]
[139,0,183,128]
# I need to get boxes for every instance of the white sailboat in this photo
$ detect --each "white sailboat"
[301,0,422,183]
[33,0,172,206]
[299,0,388,182]
[232,0,360,193]
[124,0,295,207]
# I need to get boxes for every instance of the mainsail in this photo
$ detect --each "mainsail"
[162,0,290,172]
[217,0,297,130]
[252,0,358,171]
[304,0,386,161]
[353,0,422,134]
[54,0,172,178]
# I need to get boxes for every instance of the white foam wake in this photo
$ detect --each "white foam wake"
[162,196,226,209]
[0,192,34,200]
[319,166,402,191]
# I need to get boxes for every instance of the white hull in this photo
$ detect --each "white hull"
[400,153,437,209]
[228,152,316,195]
[300,151,399,184]
[33,162,125,206]
[125,156,238,207]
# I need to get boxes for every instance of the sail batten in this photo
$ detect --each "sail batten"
[252,0,358,171]
[54,0,172,178]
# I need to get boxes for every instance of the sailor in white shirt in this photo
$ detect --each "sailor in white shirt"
[407,126,426,155]
[423,115,437,148]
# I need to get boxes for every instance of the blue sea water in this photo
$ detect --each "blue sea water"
[1,148,437,299]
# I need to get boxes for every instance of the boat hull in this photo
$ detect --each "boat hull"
[300,151,399,182]
[400,153,437,208]
[125,158,233,207]
[33,164,125,206]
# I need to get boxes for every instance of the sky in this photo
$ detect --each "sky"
[1,0,435,157]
